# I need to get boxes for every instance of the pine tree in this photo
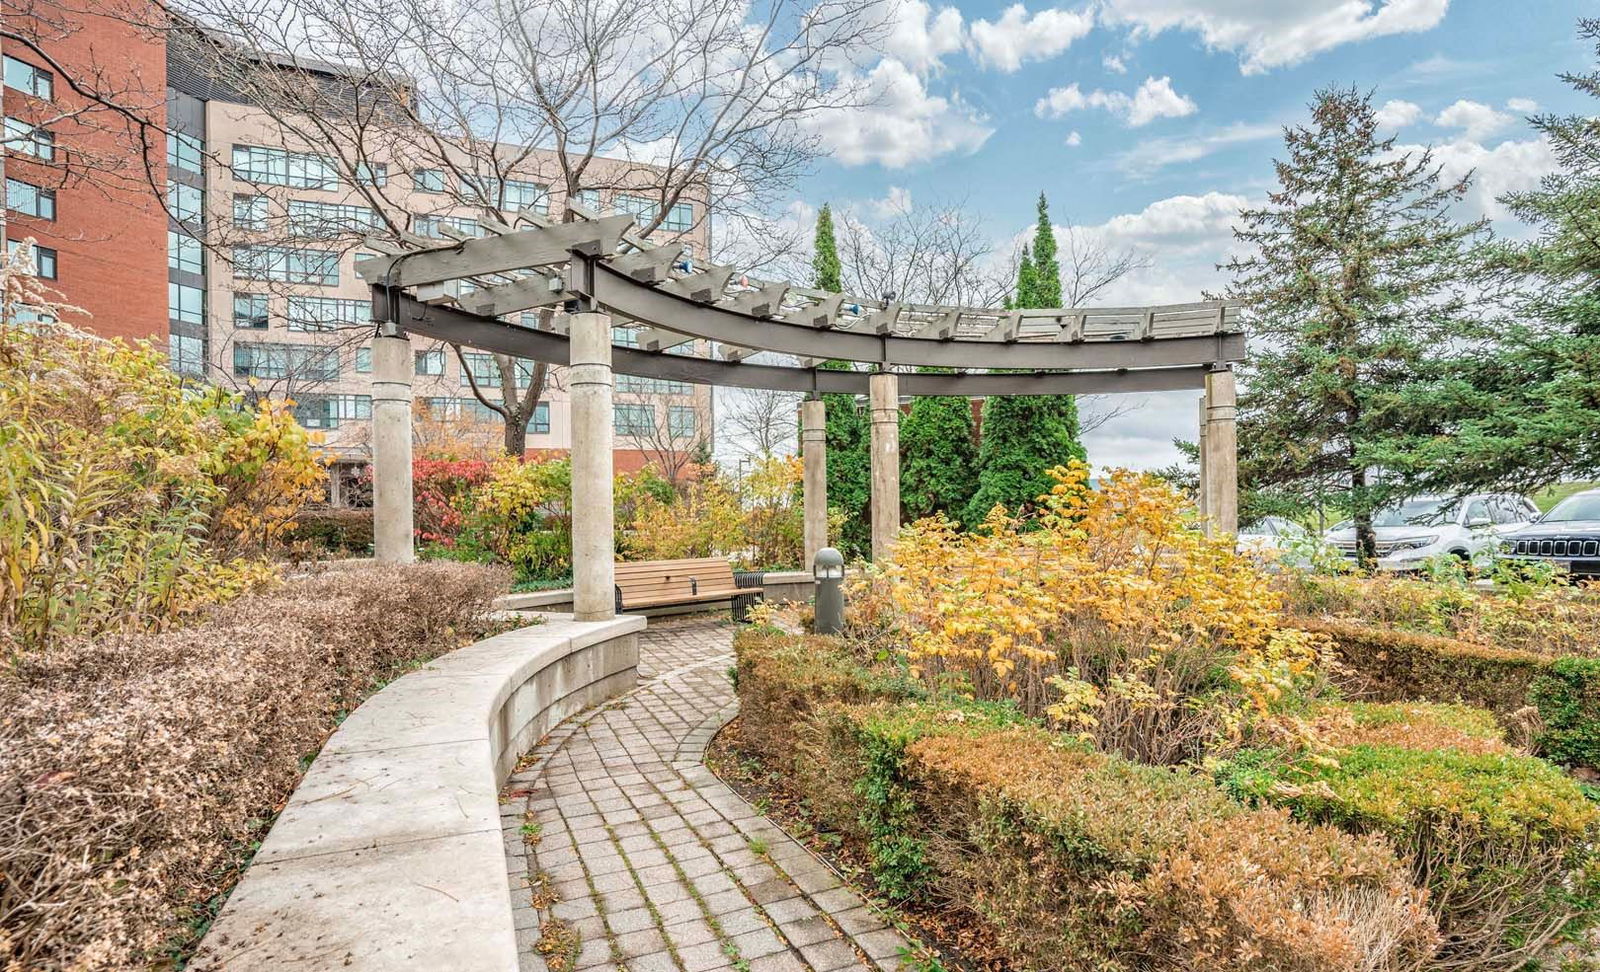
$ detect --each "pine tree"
[812,203,871,557]
[900,373,978,524]
[1382,22,1600,493]
[968,193,1085,522]
[1223,87,1489,564]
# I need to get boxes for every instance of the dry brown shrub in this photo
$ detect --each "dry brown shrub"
[0,562,509,971]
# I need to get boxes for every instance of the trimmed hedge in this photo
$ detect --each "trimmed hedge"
[284,507,374,554]
[1297,617,1600,769]
[735,631,1440,972]
[1312,701,1512,756]
[1216,743,1600,969]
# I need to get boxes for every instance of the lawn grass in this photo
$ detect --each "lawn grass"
[1532,481,1600,512]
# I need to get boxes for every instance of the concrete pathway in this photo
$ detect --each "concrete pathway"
[502,617,910,972]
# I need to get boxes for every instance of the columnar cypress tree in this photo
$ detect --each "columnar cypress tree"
[900,371,978,524]
[967,193,1085,523]
[812,204,871,557]
[1223,87,1488,563]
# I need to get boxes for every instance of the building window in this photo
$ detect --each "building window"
[286,295,368,331]
[353,161,387,187]
[413,214,482,238]
[615,194,657,223]
[528,401,550,434]
[3,56,52,99]
[231,144,338,190]
[232,342,340,380]
[413,169,445,193]
[459,350,536,388]
[5,117,54,160]
[355,346,372,373]
[6,178,53,219]
[662,202,693,232]
[233,292,270,329]
[669,405,698,438]
[8,240,55,279]
[169,333,204,376]
[168,231,203,274]
[167,131,203,174]
[168,282,205,324]
[573,188,602,212]
[233,194,268,230]
[288,199,380,237]
[611,326,639,347]
[169,181,203,223]
[232,245,339,285]
[617,374,691,395]
[614,403,655,436]
[292,393,372,428]
[415,348,445,375]
[500,179,548,214]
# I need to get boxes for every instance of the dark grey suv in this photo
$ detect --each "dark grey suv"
[1503,489,1600,579]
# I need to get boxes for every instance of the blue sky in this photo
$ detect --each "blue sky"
[762,0,1599,469]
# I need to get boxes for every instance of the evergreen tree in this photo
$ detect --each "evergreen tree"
[1222,88,1489,563]
[900,376,978,524]
[812,203,870,556]
[968,193,1085,522]
[1382,22,1600,492]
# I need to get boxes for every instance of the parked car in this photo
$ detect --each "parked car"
[1502,488,1600,579]
[1322,493,1540,570]
[1238,516,1310,559]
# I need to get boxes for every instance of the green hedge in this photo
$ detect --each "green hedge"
[1215,743,1600,968]
[1298,617,1600,769]
[734,631,1439,972]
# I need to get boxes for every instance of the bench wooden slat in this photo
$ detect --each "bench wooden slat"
[612,558,760,611]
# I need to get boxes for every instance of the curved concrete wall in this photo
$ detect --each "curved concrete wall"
[191,613,645,971]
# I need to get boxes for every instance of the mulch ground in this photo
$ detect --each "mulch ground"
[704,717,1017,972]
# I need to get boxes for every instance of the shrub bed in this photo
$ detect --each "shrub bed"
[1215,743,1600,969]
[284,507,375,555]
[0,562,510,971]
[735,630,1441,972]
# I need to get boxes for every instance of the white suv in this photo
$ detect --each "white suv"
[1322,493,1539,570]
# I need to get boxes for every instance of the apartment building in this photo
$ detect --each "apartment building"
[164,43,714,480]
[1,0,169,340]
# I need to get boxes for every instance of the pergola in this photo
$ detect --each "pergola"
[357,209,1245,620]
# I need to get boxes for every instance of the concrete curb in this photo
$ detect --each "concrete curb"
[190,613,647,972]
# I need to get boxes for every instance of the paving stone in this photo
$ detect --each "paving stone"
[502,619,908,972]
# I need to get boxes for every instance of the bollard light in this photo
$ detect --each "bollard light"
[812,547,845,635]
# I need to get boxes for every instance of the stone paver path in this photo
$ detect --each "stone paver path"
[502,617,909,972]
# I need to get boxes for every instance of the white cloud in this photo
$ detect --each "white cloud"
[1374,99,1423,129]
[815,59,993,168]
[1034,76,1196,127]
[1389,137,1556,222]
[1099,0,1450,74]
[968,4,1094,73]
[1065,130,1083,147]
[1116,120,1282,174]
[1505,97,1539,113]
[883,0,966,75]
[866,185,914,217]
[1103,53,1128,73]
[1434,99,1514,140]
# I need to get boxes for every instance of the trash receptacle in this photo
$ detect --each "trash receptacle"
[731,570,765,622]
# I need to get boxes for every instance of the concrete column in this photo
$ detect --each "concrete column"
[1203,367,1239,537]
[800,398,828,568]
[371,331,415,563]
[868,372,901,563]
[1196,396,1209,526]
[569,311,616,620]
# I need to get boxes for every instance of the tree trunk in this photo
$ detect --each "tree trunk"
[503,415,527,457]
[1351,464,1376,569]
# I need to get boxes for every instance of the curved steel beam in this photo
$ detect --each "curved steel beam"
[379,291,1208,396]
[584,260,1244,371]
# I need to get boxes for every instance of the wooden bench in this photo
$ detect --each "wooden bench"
[614,558,762,613]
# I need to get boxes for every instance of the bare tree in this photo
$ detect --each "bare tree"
[721,380,802,459]
[836,197,1010,308]
[171,0,887,452]
[624,400,710,489]
[1056,220,1153,307]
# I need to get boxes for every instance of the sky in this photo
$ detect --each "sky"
[743,0,1598,471]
